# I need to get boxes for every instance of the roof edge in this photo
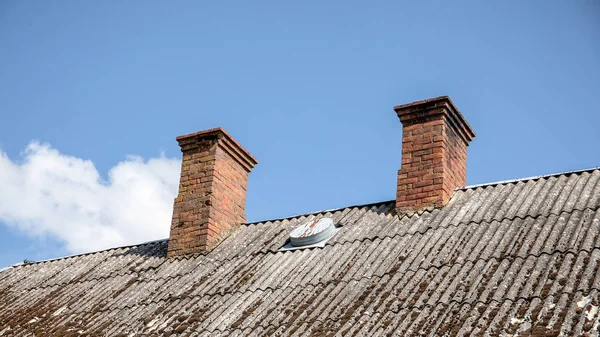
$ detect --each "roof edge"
[3,201,396,268]
[6,238,168,268]
[8,166,597,268]
[244,199,394,226]
[459,166,600,190]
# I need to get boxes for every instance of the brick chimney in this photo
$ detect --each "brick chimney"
[394,96,475,213]
[167,128,258,257]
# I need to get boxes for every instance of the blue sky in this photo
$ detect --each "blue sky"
[0,0,598,268]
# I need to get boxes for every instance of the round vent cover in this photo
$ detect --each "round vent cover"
[289,218,336,247]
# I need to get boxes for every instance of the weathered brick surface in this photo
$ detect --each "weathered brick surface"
[167,128,257,257]
[394,96,475,213]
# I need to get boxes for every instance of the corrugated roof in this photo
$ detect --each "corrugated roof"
[1,168,599,336]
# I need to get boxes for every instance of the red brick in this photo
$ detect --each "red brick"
[167,128,258,258]
[395,97,475,211]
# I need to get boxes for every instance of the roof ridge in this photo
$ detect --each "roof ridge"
[246,166,600,226]
[4,201,396,268]
[243,200,394,226]
[21,204,600,292]
[459,166,600,190]
[4,238,168,269]
[6,166,597,269]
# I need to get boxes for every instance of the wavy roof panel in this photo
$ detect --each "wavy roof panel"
[0,168,599,336]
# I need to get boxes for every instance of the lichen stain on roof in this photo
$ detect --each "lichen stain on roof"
[0,168,599,336]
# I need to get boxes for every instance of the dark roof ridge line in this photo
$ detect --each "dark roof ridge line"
[5,202,595,279]
[245,165,600,226]
[1,202,395,269]
[206,166,600,229]
[6,203,597,269]
[19,243,600,303]
[243,200,394,227]
[3,166,598,269]
[1,239,168,271]
[458,166,600,191]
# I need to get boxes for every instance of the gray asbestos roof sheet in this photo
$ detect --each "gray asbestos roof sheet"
[0,168,600,336]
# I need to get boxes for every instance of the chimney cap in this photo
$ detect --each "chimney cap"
[394,96,476,143]
[176,127,258,171]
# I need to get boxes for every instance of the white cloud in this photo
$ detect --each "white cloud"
[0,142,180,254]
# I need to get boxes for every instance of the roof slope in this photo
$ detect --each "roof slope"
[1,168,600,336]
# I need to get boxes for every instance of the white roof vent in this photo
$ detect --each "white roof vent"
[280,217,338,251]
